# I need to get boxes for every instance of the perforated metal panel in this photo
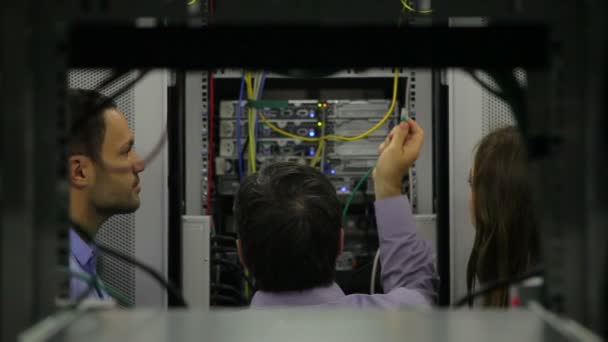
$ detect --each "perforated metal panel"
[201,73,210,214]
[68,69,137,305]
[481,69,526,135]
[408,70,418,213]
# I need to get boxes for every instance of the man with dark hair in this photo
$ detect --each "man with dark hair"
[67,89,145,300]
[235,119,437,307]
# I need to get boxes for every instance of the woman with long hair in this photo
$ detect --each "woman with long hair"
[467,126,540,307]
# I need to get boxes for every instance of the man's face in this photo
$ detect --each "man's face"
[89,109,145,216]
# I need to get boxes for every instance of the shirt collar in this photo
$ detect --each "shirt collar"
[250,283,346,307]
[69,228,96,269]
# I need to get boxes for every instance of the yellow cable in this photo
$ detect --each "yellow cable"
[245,73,257,172]
[257,69,400,142]
[245,72,254,99]
[310,140,325,167]
[244,269,251,301]
[399,0,433,13]
[249,109,256,172]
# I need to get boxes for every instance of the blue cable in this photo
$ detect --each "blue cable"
[236,75,246,181]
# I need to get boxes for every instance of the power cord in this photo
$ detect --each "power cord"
[370,249,381,294]
[454,268,544,307]
[60,268,132,307]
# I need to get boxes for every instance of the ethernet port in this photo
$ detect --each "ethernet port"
[268,108,281,118]
[261,126,272,137]
[296,109,309,117]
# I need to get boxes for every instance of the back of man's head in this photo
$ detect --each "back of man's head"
[235,162,343,292]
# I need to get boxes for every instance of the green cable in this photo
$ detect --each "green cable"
[342,116,409,219]
[342,166,375,220]
[63,269,132,307]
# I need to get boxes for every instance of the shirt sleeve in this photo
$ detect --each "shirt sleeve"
[374,195,438,304]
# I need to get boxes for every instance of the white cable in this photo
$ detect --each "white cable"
[370,248,381,294]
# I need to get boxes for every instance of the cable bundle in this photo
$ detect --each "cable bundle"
[210,234,254,306]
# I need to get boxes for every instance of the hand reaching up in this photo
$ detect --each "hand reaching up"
[373,119,425,200]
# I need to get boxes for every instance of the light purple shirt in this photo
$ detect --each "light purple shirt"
[69,229,110,300]
[250,195,438,308]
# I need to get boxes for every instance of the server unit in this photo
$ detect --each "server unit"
[181,69,436,305]
[215,99,398,196]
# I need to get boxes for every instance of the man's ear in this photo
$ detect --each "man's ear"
[236,239,249,271]
[68,155,92,188]
[337,228,345,258]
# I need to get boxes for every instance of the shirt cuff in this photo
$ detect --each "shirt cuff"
[374,195,415,237]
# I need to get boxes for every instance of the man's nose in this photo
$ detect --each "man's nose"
[132,151,145,173]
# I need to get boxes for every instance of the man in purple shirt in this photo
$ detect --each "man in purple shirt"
[235,119,437,308]
[66,90,145,300]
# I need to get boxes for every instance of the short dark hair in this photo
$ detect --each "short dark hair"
[235,162,343,292]
[67,89,117,162]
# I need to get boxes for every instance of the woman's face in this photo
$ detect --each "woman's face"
[468,167,475,226]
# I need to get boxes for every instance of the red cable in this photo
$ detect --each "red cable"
[207,72,215,215]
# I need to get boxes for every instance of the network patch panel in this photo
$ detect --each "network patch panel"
[325,137,384,157]
[219,120,320,139]
[218,139,386,161]
[219,100,321,119]
[219,99,393,120]
[325,158,377,175]
[219,119,394,139]
[218,138,319,158]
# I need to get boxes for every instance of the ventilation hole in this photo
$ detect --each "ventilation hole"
[480,69,523,135]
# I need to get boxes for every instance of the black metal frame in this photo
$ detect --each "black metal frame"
[433,69,450,306]
[68,24,549,69]
[167,71,187,307]
[5,0,608,338]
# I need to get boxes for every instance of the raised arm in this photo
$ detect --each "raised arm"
[372,120,438,303]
